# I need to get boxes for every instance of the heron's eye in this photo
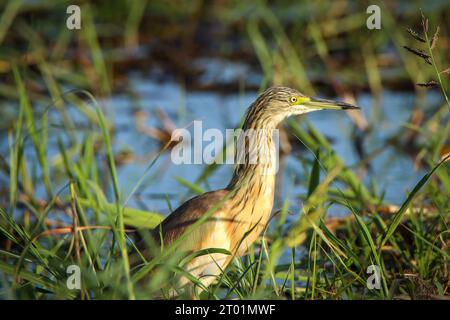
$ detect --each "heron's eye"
[290,97,298,103]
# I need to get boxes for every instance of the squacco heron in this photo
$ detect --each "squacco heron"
[139,86,358,294]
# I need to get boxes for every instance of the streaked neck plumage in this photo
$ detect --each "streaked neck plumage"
[227,103,281,193]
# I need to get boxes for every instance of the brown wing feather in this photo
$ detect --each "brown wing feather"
[132,189,230,269]
[152,189,230,247]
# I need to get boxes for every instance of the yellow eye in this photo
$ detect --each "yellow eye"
[290,97,298,103]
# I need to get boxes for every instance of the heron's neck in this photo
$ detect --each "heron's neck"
[226,114,280,191]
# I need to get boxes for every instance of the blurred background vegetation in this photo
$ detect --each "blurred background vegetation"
[0,0,448,300]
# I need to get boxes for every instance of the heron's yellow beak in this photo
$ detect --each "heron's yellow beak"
[303,97,359,110]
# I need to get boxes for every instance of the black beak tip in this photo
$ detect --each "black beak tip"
[338,101,360,110]
[342,105,360,110]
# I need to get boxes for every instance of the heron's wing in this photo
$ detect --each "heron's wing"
[132,189,230,269]
[155,189,230,246]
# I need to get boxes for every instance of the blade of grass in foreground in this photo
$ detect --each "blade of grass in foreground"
[13,65,53,198]
[380,154,449,249]
[75,89,135,299]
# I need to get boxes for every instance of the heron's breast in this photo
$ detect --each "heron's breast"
[228,175,276,253]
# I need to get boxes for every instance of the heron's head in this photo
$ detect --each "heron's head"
[246,86,359,128]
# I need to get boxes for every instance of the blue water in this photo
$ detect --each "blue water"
[108,76,439,217]
[0,63,442,221]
